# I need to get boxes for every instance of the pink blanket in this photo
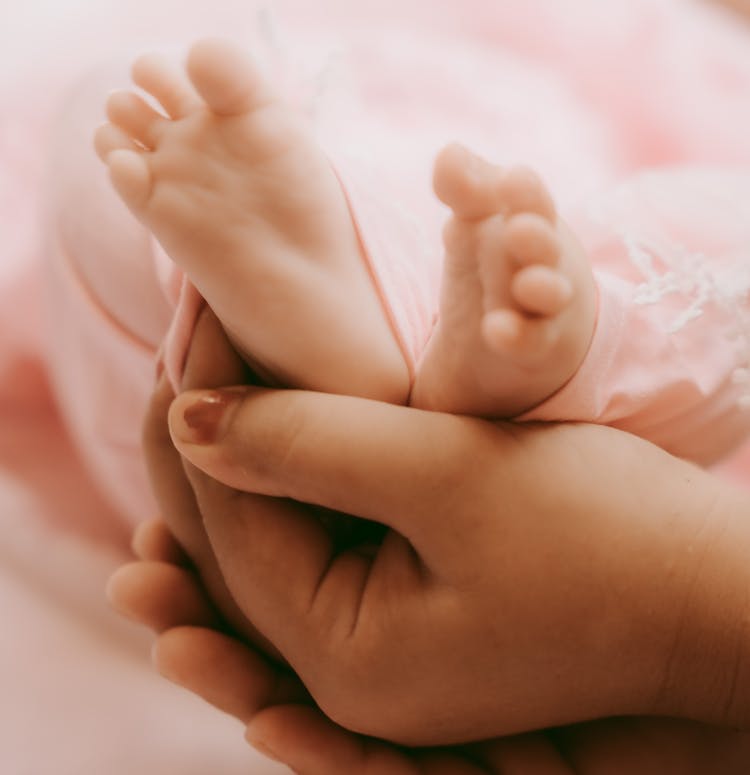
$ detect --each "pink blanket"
[4,0,750,771]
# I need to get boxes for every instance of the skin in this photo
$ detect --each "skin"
[111,518,750,774]
[117,309,750,748]
[165,315,750,745]
[166,383,741,744]
[96,39,595,419]
[711,0,750,21]
[108,307,750,771]
[96,39,409,404]
[105,8,750,771]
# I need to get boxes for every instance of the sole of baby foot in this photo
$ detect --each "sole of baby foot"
[94,39,409,403]
[411,144,596,418]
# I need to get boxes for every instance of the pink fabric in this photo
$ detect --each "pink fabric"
[519,169,750,464]
[158,0,750,464]
[4,0,750,772]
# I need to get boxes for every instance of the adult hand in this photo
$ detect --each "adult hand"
[140,304,309,660]
[158,317,750,745]
[110,526,750,775]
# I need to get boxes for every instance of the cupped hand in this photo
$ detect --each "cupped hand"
[109,525,750,775]
[153,317,750,746]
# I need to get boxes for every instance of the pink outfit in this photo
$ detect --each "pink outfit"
[154,0,750,472]
[4,0,750,772]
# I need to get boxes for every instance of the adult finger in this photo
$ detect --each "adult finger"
[143,303,243,566]
[180,302,248,391]
[249,713,577,775]
[550,717,750,775]
[193,480,362,660]
[154,626,309,724]
[142,373,211,565]
[473,734,575,774]
[131,518,190,565]
[168,386,502,558]
[107,561,220,631]
[161,304,251,585]
[175,309,362,647]
[247,706,485,775]
[144,368,275,653]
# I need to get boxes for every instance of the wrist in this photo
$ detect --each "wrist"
[646,469,750,728]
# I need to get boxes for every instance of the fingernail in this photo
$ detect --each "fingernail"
[178,388,244,445]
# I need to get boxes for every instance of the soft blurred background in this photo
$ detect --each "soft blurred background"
[0,4,304,772]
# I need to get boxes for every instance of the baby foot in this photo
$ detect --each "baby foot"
[94,39,408,402]
[411,144,596,417]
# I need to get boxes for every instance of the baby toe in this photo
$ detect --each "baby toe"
[503,213,559,268]
[482,308,559,361]
[495,167,556,222]
[186,38,272,116]
[107,149,153,210]
[132,53,201,119]
[511,265,573,317]
[433,143,504,219]
[106,89,166,149]
[93,122,138,162]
